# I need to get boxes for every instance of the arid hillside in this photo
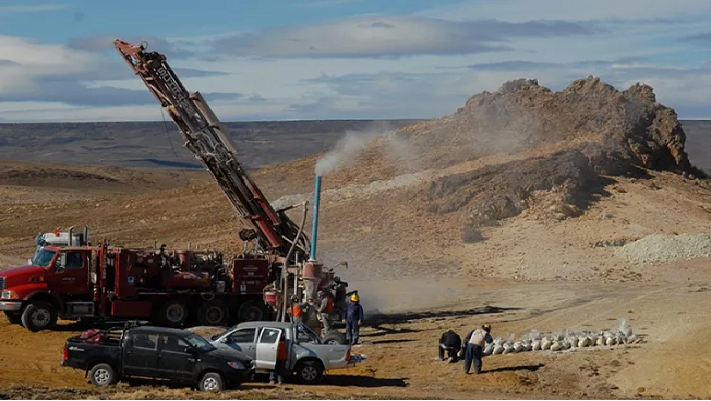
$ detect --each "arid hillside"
[0,77,710,399]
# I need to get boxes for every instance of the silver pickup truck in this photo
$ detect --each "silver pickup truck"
[206,321,361,384]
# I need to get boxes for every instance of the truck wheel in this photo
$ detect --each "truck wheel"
[21,301,58,332]
[197,300,230,326]
[322,330,348,345]
[295,360,324,384]
[89,363,117,387]
[198,372,225,392]
[158,300,188,327]
[237,300,267,322]
[3,312,21,325]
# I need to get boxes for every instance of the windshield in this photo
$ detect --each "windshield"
[186,334,216,352]
[31,248,56,268]
[296,323,321,343]
[210,328,230,341]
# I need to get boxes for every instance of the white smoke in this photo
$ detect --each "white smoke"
[314,130,379,176]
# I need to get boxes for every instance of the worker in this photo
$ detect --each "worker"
[288,295,306,325]
[462,324,493,374]
[316,290,334,334]
[438,329,461,362]
[345,293,364,345]
[331,276,349,320]
[269,334,288,385]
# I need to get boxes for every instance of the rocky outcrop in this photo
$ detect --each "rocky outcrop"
[416,76,701,239]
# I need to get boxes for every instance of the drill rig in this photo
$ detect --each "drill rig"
[114,39,343,323]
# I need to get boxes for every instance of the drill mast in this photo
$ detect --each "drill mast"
[113,39,310,263]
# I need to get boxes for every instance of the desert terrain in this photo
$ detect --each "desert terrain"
[0,77,710,399]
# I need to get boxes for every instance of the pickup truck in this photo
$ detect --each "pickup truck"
[203,321,362,384]
[60,325,255,392]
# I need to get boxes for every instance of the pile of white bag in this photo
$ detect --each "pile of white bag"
[483,318,641,356]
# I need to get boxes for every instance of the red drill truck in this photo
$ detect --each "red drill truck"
[1,39,354,336]
[0,239,275,332]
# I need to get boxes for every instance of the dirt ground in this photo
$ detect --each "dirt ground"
[0,155,710,399]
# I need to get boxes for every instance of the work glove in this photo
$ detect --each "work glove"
[457,349,465,359]
[358,321,362,326]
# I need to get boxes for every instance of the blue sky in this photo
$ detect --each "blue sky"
[1,0,710,122]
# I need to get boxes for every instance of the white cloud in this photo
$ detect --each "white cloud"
[1,0,711,121]
[209,15,594,58]
[297,0,367,7]
[0,3,70,13]
[422,0,711,22]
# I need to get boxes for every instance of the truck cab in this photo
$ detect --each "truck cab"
[0,244,96,331]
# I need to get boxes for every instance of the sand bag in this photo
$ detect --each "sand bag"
[551,341,564,351]
[513,341,523,352]
[483,343,494,355]
[522,340,533,352]
[541,338,553,350]
[532,339,542,351]
[493,344,504,355]
[596,335,605,347]
[580,336,592,347]
[617,317,633,337]
[503,342,514,354]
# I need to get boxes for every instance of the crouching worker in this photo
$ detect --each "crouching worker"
[346,293,364,345]
[462,323,493,374]
[438,329,461,362]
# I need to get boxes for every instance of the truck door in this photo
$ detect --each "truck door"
[123,332,159,377]
[224,328,257,359]
[255,327,282,370]
[46,250,91,296]
[156,334,194,381]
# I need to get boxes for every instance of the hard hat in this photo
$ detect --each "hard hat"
[483,324,491,332]
[350,293,359,302]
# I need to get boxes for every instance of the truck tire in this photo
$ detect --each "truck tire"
[89,363,117,387]
[237,300,267,322]
[198,372,225,392]
[3,311,21,325]
[197,300,230,326]
[295,360,324,384]
[322,330,348,345]
[21,301,58,332]
[158,300,188,327]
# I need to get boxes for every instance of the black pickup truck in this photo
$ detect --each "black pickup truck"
[60,325,255,392]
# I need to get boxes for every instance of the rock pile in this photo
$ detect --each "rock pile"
[614,233,711,263]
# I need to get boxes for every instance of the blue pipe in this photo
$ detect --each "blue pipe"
[310,175,322,260]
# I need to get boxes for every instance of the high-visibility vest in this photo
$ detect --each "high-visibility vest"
[292,304,303,318]
[277,340,288,359]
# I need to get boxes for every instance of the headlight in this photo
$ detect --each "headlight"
[227,361,245,370]
[1,291,18,300]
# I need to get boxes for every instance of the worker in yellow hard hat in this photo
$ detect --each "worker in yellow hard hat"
[345,292,363,345]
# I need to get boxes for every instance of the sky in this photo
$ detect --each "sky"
[0,0,710,122]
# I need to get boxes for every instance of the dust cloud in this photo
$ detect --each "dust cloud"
[314,131,377,176]
[313,121,413,176]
